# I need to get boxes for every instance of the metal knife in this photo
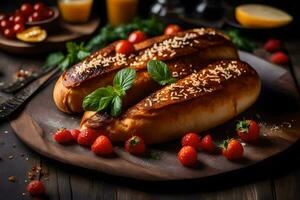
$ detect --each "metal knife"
[0,67,60,122]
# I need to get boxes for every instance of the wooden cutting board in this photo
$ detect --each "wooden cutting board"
[10,51,300,180]
[0,16,100,55]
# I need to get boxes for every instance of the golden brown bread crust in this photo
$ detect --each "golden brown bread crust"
[53,28,238,113]
[81,60,261,144]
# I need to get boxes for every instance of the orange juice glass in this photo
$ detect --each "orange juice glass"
[58,0,93,23]
[106,0,138,26]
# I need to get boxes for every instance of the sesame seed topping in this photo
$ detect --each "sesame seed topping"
[143,61,247,107]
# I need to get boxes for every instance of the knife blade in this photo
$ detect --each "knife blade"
[0,67,60,121]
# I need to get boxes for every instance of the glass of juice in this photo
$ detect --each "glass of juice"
[106,0,139,26]
[58,0,93,23]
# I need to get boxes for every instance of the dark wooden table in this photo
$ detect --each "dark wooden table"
[1,38,300,200]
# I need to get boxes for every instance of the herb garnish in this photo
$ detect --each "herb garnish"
[82,68,136,117]
[224,29,257,52]
[45,42,90,70]
[86,17,165,52]
[147,60,176,85]
[44,17,165,71]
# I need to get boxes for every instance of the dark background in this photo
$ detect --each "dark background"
[1,0,299,33]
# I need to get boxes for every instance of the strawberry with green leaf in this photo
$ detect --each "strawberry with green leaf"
[220,139,244,160]
[236,120,260,142]
[125,136,146,156]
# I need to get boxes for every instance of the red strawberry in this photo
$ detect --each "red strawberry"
[125,136,146,156]
[264,39,281,52]
[200,134,216,153]
[53,129,73,144]
[91,135,113,155]
[70,129,80,141]
[178,146,198,167]
[27,180,45,196]
[270,52,289,65]
[181,133,201,149]
[220,139,244,160]
[77,128,98,146]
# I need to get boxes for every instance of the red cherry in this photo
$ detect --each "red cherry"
[8,15,14,23]
[33,2,45,12]
[43,8,54,19]
[14,14,25,24]
[13,23,25,33]
[27,16,33,23]
[0,13,6,21]
[20,3,34,17]
[3,28,15,39]
[0,20,12,30]
[31,11,43,22]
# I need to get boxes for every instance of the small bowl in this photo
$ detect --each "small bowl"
[26,7,60,31]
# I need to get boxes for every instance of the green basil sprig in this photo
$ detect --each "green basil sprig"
[147,60,176,86]
[82,68,136,117]
[44,42,90,70]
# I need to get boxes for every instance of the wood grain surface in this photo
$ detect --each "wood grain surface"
[1,38,300,200]
[9,51,300,180]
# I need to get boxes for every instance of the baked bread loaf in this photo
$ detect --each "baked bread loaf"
[81,60,261,144]
[53,28,238,113]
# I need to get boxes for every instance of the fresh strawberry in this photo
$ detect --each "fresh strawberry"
[53,128,73,144]
[200,134,216,153]
[178,146,198,167]
[70,129,80,141]
[236,120,260,142]
[125,136,146,156]
[77,128,98,146]
[270,52,289,65]
[91,135,113,155]
[27,180,45,196]
[220,139,244,160]
[181,133,201,149]
[264,39,281,52]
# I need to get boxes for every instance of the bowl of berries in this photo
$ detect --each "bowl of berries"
[0,2,59,41]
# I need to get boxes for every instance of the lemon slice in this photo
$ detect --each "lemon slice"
[235,4,293,28]
[16,26,47,43]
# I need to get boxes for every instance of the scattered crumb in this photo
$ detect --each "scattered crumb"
[22,193,26,196]
[27,165,49,181]
[8,176,16,182]
[25,157,29,161]
[4,130,8,134]
[8,155,14,159]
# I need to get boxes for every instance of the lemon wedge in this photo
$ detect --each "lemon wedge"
[235,4,293,28]
[16,26,47,43]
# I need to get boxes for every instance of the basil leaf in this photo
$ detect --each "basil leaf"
[224,29,257,52]
[44,52,64,68]
[113,68,136,91]
[110,96,122,117]
[147,60,176,85]
[83,87,114,112]
[77,50,90,60]
[58,57,70,70]
[66,42,77,54]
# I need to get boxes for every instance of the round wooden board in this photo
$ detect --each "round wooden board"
[10,51,300,181]
[0,16,100,55]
